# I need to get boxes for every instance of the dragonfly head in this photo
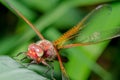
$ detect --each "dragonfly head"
[27,43,44,63]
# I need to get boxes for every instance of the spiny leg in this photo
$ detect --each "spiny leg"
[13,52,22,60]
[26,60,36,67]
[20,56,28,62]
[51,63,56,80]
[13,52,26,61]
[42,59,56,80]
[16,52,24,57]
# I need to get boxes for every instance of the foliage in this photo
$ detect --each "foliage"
[0,0,120,80]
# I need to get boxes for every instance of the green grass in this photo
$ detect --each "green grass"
[0,0,120,80]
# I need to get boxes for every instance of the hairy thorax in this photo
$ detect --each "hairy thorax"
[36,40,56,61]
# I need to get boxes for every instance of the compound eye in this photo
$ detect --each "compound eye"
[35,47,44,57]
[28,43,44,58]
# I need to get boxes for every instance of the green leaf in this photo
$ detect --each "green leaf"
[0,56,49,80]
[0,0,120,80]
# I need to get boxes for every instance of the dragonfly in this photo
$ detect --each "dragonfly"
[4,0,120,80]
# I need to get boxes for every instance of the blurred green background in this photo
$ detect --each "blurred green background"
[0,0,120,80]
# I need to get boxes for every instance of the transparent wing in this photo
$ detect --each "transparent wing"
[53,4,120,49]
[58,27,120,49]
[53,5,108,47]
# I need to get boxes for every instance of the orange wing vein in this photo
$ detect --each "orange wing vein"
[53,4,111,48]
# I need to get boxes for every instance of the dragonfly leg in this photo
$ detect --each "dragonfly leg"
[16,52,26,57]
[20,56,28,62]
[42,60,56,80]
[13,52,27,61]
[26,60,36,67]
[51,63,56,80]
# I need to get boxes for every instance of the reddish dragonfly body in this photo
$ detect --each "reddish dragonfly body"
[4,0,120,80]
[27,40,56,64]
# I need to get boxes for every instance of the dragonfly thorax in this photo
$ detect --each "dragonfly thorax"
[27,40,56,63]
